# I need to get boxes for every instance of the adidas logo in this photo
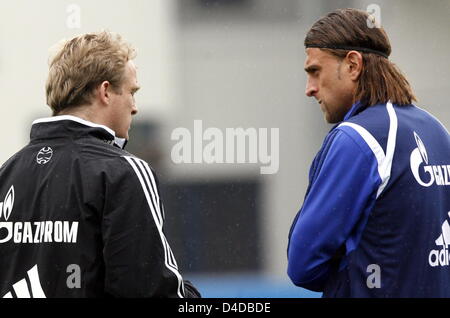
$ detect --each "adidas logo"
[2,264,46,298]
[428,212,450,267]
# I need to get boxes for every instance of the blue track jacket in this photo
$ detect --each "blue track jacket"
[288,101,450,297]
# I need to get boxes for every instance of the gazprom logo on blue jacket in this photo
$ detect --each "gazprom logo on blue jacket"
[410,132,450,187]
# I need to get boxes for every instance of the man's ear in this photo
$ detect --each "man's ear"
[345,51,363,81]
[97,81,111,105]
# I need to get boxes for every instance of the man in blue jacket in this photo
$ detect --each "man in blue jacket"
[287,8,450,297]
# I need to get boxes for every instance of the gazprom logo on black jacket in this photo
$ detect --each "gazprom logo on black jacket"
[0,185,78,244]
[410,132,450,187]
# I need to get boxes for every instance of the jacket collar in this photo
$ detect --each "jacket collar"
[31,115,127,149]
[343,100,367,121]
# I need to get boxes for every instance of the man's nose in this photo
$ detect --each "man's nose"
[305,79,318,97]
[132,105,138,115]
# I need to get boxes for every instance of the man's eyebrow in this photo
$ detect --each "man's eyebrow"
[131,86,141,93]
[304,65,320,73]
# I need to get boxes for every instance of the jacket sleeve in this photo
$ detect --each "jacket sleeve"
[101,155,194,297]
[287,128,381,291]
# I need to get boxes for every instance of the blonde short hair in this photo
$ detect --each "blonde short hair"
[46,31,137,115]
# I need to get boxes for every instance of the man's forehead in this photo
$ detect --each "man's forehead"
[124,60,139,85]
[304,48,333,68]
[127,60,137,74]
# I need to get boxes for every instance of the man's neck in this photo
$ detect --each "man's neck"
[58,104,108,129]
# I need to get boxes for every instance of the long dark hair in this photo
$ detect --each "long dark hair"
[305,8,416,107]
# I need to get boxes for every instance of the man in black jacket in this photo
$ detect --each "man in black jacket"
[0,31,200,298]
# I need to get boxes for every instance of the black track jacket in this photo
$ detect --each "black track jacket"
[0,115,199,298]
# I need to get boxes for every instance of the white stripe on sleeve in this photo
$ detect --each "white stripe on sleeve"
[124,156,184,298]
[338,102,398,198]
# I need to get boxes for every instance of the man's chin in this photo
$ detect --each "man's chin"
[324,113,335,124]
[324,114,342,124]
[324,111,344,124]
[321,104,335,124]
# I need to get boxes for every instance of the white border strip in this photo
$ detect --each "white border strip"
[124,156,184,298]
[134,159,163,226]
[338,102,398,198]
[133,159,180,270]
[133,158,179,271]
[378,102,398,196]
[33,115,116,137]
